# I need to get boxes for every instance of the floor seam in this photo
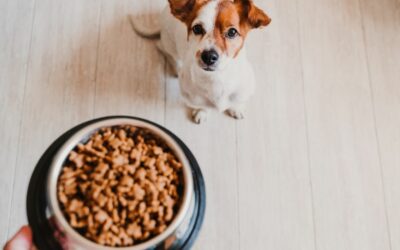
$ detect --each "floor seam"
[92,0,103,118]
[6,0,38,240]
[163,56,167,126]
[234,122,241,250]
[295,0,318,249]
[357,0,393,249]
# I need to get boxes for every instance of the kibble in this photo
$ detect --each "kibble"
[57,125,183,247]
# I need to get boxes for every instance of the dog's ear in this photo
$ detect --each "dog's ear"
[235,0,271,28]
[168,0,197,23]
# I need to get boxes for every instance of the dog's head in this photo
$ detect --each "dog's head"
[169,0,271,72]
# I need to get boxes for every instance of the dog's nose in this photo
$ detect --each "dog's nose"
[201,49,219,66]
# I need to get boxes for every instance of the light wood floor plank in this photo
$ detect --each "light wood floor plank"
[7,0,101,237]
[0,0,35,245]
[165,77,239,250]
[359,0,400,248]
[94,0,166,124]
[298,0,391,249]
[236,0,316,249]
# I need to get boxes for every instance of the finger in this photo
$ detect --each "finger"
[49,217,68,249]
[3,226,33,250]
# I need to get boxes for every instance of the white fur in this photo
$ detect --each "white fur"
[193,0,218,32]
[158,2,255,123]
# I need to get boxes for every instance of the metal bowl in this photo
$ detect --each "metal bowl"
[46,118,195,250]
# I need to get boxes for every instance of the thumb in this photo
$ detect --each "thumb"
[3,226,33,250]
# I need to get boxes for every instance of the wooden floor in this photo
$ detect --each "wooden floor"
[1,0,399,249]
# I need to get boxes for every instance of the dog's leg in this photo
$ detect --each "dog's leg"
[225,104,245,120]
[191,108,208,124]
[156,41,179,77]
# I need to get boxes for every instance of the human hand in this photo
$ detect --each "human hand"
[3,226,36,250]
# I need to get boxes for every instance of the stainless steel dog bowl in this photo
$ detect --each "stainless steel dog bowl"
[27,116,206,250]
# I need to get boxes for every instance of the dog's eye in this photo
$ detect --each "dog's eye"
[226,28,238,39]
[192,24,205,35]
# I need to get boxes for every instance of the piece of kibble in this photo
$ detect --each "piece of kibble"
[57,125,183,247]
[133,184,146,201]
[120,175,134,187]
[127,223,142,239]
[95,210,109,223]
[134,168,146,181]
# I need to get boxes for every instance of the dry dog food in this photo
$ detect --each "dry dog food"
[57,125,183,247]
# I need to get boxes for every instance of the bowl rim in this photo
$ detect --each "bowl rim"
[47,118,193,250]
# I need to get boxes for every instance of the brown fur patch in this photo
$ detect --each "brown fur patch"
[236,0,271,29]
[213,0,270,57]
[168,0,210,27]
[214,1,243,56]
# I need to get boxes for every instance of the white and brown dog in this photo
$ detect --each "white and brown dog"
[132,0,271,124]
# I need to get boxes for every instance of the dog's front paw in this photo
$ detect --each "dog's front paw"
[225,108,244,120]
[192,109,207,124]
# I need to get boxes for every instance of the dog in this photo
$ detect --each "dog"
[131,0,271,124]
